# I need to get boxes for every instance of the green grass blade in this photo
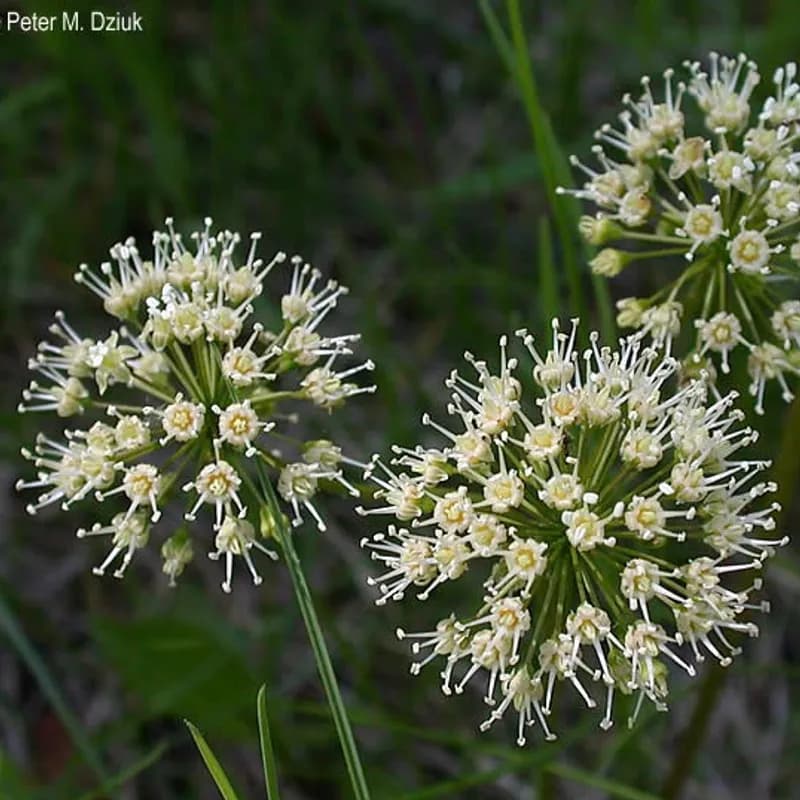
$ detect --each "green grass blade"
[76,741,169,800]
[185,721,241,800]
[0,594,108,783]
[504,0,584,323]
[481,0,616,341]
[477,0,515,74]
[537,216,560,321]
[548,763,661,800]
[257,685,281,800]
[591,273,616,339]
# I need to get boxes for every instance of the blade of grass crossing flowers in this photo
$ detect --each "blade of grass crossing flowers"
[253,459,371,800]
[0,594,108,783]
[504,0,586,324]
[537,216,561,320]
[257,685,281,800]
[185,720,241,800]
[480,0,615,340]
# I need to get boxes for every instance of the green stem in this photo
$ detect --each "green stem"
[221,371,368,797]
[662,393,800,798]
[276,527,371,800]
[660,663,725,800]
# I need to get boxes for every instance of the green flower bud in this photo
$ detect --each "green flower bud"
[616,297,647,328]
[590,248,629,277]
[578,215,622,246]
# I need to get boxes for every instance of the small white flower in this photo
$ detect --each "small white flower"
[772,300,800,348]
[118,463,162,523]
[747,343,797,414]
[78,512,150,579]
[468,514,508,555]
[185,457,245,529]
[161,534,194,587]
[502,538,548,595]
[522,423,563,461]
[621,427,663,469]
[161,396,206,443]
[728,229,771,273]
[640,301,682,348]
[483,470,524,513]
[216,400,268,451]
[433,487,474,534]
[278,462,326,530]
[563,508,615,551]
[539,473,583,510]
[209,516,278,593]
[696,312,744,373]
[114,414,150,451]
[682,204,723,246]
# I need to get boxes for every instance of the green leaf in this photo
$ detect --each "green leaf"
[0,747,34,799]
[185,721,241,800]
[92,611,255,737]
[257,686,281,800]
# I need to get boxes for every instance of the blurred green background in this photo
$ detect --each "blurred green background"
[1,1,799,798]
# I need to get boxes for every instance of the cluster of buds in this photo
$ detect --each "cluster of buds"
[18,219,374,592]
[563,53,800,413]
[360,320,784,743]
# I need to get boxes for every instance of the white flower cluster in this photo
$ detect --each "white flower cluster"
[18,218,374,592]
[563,53,800,413]
[360,320,785,743]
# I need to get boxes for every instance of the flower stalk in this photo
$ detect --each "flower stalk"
[257,463,371,800]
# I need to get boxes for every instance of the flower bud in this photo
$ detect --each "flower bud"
[616,297,646,328]
[590,248,629,277]
[578,215,620,246]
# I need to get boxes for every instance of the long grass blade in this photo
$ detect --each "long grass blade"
[185,720,241,800]
[481,0,616,340]
[257,685,281,800]
[504,0,584,322]
[537,216,560,320]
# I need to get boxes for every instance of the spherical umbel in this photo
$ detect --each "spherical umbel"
[17,219,374,592]
[361,319,786,742]
[562,53,800,413]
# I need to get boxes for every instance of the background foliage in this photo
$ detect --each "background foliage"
[1,2,798,798]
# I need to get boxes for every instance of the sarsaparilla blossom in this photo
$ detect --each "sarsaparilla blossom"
[562,53,800,413]
[18,218,374,592]
[360,320,786,743]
